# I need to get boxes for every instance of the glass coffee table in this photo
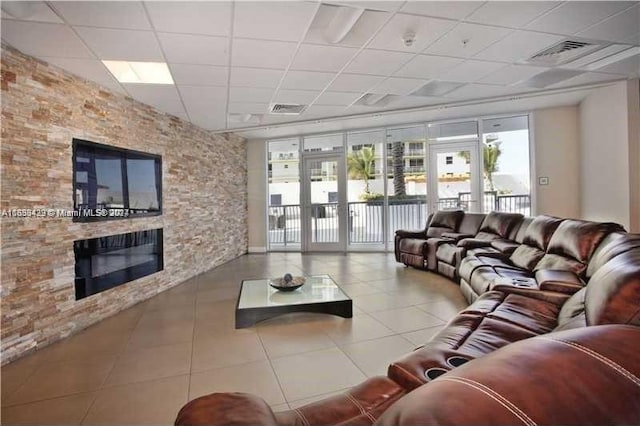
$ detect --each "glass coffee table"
[235,275,352,328]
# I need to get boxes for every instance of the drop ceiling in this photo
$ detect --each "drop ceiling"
[1,1,638,136]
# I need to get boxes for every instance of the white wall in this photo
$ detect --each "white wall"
[579,81,634,230]
[532,105,581,218]
[627,79,640,232]
[247,139,267,252]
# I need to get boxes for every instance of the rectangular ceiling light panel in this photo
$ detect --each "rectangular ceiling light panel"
[102,61,174,84]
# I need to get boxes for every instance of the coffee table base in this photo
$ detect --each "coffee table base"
[235,299,352,329]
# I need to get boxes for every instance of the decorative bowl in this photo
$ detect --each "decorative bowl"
[269,276,306,292]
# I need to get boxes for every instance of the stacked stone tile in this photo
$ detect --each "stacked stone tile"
[0,45,248,365]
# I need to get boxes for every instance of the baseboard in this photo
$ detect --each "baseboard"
[248,246,267,253]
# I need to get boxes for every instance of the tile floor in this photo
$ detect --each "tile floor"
[1,253,468,425]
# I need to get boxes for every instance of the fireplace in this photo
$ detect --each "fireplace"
[74,228,163,300]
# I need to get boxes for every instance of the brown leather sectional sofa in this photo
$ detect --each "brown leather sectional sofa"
[175,211,640,426]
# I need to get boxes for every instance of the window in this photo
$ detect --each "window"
[73,139,161,221]
[284,164,289,169]
[328,192,338,203]
[445,156,453,165]
[270,194,282,205]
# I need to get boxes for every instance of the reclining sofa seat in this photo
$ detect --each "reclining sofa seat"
[435,211,523,280]
[394,210,464,269]
[388,242,640,391]
[459,217,625,303]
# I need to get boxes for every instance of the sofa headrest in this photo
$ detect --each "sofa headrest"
[428,210,464,231]
[510,216,534,244]
[375,325,640,426]
[521,215,563,250]
[458,213,486,235]
[478,211,523,239]
[586,232,640,278]
[585,248,640,326]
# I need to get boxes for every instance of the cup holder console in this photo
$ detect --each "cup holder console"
[424,367,448,381]
[446,356,470,368]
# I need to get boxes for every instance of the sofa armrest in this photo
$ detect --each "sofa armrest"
[440,232,474,242]
[535,269,585,295]
[175,393,278,426]
[457,238,493,249]
[396,229,426,239]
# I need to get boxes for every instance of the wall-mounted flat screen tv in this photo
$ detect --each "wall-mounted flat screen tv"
[73,139,162,221]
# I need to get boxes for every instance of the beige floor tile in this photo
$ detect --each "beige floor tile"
[44,326,132,364]
[401,326,443,346]
[340,335,415,377]
[270,402,291,411]
[1,349,53,405]
[82,375,189,425]
[7,354,117,406]
[136,305,195,328]
[104,342,192,387]
[369,306,445,333]
[196,286,240,304]
[416,299,467,322]
[320,314,394,345]
[271,347,366,401]
[351,292,414,313]
[146,291,196,311]
[340,283,383,297]
[258,323,336,358]
[127,321,194,350]
[189,360,285,406]
[192,333,266,372]
[1,392,96,425]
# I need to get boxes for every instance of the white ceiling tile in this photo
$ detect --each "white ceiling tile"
[305,6,390,48]
[328,73,385,92]
[229,87,274,103]
[75,27,163,61]
[39,57,117,84]
[345,49,414,75]
[232,39,297,69]
[466,2,560,28]
[52,2,150,30]
[179,86,227,107]
[1,21,93,58]
[230,67,284,88]
[314,91,362,106]
[158,33,228,66]
[595,53,640,76]
[401,1,482,20]
[395,54,463,79]
[577,4,640,43]
[145,1,231,36]
[623,33,640,45]
[234,1,318,42]
[478,64,548,85]
[169,64,228,87]
[1,1,63,23]
[188,112,226,131]
[444,83,527,100]
[228,103,270,114]
[304,105,347,117]
[547,71,627,88]
[526,1,636,35]
[329,2,402,12]
[123,84,184,114]
[474,30,564,63]
[444,59,506,82]
[281,70,335,90]
[273,89,319,104]
[424,23,511,58]
[388,95,445,108]
[368,14,456,53]
[370,77,428,95]
[291,44,358,72]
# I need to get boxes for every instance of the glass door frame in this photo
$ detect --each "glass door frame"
[428,140,483,214]
[300,150,348,252]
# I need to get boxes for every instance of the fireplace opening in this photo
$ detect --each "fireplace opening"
[74,228,163,300]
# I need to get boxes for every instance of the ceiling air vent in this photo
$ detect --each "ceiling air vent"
[524,39,605,66]
[269,103,306,115]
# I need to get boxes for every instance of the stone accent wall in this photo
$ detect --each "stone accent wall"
[0,46,248,365]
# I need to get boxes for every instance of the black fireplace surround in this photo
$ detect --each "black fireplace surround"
[74,228,163,300]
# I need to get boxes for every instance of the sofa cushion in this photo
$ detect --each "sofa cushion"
[429,210,464,230]
[486,293,560,334]
[426,226,453,238]
[521,215,564,250]
[478,211,523,239]
[555,287,587,331]
[585,248,640,326]
[534,253,586,275]
[535,269,585,294]
[436,243,459,264]
[586,232,640,278]
[509,244,545,270]
[457,213,486,235]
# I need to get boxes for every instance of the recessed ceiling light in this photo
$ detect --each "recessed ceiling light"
[102,61,174,84]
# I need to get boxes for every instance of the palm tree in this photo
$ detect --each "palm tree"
[457,140,502,191]
[347,146,376,194]
[392,142,406,196]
